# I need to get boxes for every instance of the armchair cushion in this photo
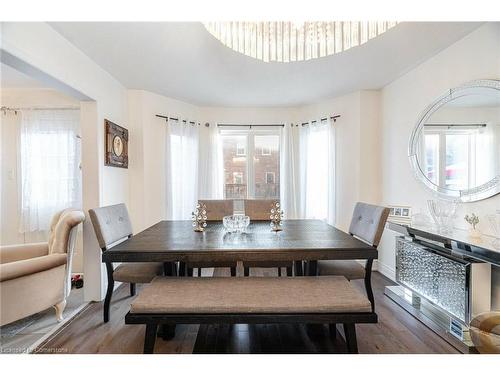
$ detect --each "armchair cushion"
[0,253,67,282]
[0,243,49,264]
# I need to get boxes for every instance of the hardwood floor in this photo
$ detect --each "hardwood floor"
[36,270,460,354]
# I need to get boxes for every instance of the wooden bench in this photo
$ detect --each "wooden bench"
[125,276,377,353]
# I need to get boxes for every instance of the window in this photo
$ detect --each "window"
[19,110,81,233]
[265,172,275,184]
[422,127,488,191]
[236,143,246,156]
[233,172,244,184]
[221,129,280,199]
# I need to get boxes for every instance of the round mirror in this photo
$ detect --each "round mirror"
[409,80,500,202]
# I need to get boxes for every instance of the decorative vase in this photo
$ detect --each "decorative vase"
[468,228,482,239]
[464,213,481,240]
[427,199,458,234]
[487,212,500,249]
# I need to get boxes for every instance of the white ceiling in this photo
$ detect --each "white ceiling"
[49,22,482,107]
[1,63,47,88]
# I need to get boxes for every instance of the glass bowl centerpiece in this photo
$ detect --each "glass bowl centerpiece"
[223,214,250,233]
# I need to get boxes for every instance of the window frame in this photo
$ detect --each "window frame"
[219,126,281,199]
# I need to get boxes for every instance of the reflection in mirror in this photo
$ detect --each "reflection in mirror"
[416,91,500,194]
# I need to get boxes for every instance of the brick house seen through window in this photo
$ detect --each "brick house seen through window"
[221,129,280,199]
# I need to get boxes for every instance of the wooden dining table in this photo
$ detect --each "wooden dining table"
[102,219,377,340]
[102,219,375,270]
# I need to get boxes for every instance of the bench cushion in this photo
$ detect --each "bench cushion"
[130,276,372,314]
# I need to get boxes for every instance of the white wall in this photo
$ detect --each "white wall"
[127,90,200,233]
[1,22,129,301]
[379,23,500,308]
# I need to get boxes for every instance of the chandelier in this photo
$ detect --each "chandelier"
[204,21,398,63]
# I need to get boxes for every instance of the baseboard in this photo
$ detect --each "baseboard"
[377,261,396,281]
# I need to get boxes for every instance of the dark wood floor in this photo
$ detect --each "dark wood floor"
[36,270,460,354]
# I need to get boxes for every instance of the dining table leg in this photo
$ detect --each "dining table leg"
[160,261,179,340]
[294,261,303,276]
[305,260,318,276]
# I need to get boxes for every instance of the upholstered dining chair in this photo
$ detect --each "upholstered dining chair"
[470,311,500,353]
[89,204,164,323]
[318,202,389,336]
[0,209,85,326]
[242,199,295,277]
[185,200,237,277]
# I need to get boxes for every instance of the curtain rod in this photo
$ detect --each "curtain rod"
[155,114,204,126]
[217,123,284,128]
[424,123,486,127]
[156,113,341,127]
[1,106,80,113]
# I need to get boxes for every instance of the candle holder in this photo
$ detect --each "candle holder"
[270,201,283,232]
[192,203,207,232]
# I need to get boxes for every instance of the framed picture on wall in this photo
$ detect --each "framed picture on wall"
[105,119,128,168]
[388,205,412,224]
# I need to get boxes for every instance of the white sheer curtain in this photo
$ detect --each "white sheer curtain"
[280,123,302,219]
[19,109,81,233]
[198,123,224,199]
[302,119,336,225]
[166,120,199,220]
[281,119,336,225]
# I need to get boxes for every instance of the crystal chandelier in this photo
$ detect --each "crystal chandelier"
[204,21,398,63]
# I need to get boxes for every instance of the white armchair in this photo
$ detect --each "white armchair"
[0,209,85,326]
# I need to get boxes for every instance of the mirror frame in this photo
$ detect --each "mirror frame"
[408,79,500,202]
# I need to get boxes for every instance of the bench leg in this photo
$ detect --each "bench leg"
[343,323,358,354]
[144,324,158,354]
[329,324,337,339]
[278,267,282,277]
[178,262,186,276]
[103,262,114,323]
[130,283,136,296]
[244,266,250,277]
[158,324,176,340]
[230,266,236,277]
[286,266,293,276]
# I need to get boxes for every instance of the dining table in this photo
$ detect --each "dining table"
[102,219,377,338]
[103,219,376,293]
[102,219,375,264]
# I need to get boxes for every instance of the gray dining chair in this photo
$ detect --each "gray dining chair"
[185,200,237,277]
[318,202,389,336]
[242,199,295,277]
[89,203,164,322]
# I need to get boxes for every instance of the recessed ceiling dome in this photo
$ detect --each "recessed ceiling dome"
[204,21,398,63]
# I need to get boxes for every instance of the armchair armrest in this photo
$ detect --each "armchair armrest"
[0,243,49,264]
[0,253,67,282]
